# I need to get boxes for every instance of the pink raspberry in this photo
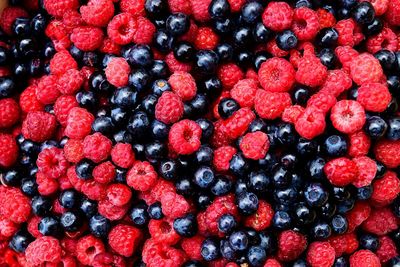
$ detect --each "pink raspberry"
[169,120,202,155]
[168,71,197,101]
[230,79,258,108]
[111,143,135,169]
[155,92,184,124]
[239,131,270,160]
[254,89,292,120]
[83,133,113,163]
[37,147,69,179]
[105,57,131,87]
[357,82,392,113]
[65,107,95,139]
[258,58,295,92]
[80,0,115,27]
[218,63,244,89]
[330,100,366,134]
[295,107,326,140]
[324,157,358,186]
[70,26,104,51]
[306,242,335,267]
[25,237,62,266]
[350,53,384,85]
[262,2,294,32]
[127,161,158,191]
[292,7,320,41]
[107,13,137,45]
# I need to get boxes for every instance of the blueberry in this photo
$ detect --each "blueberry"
[150,120,169,141]
[43,41,56,59]
[0,77,16,98]
[247,246,267,267]
[70,45,84,61]
[248,170,270,193]
[148,202,164,220]
[150,60,170,79]
[127,111,150,140]
[195,50,219,74]
[32,195,52,216]
[111,86,138,108]
[215,43,233,62]
[387,117,400,140]
[38,216,62,237]
[253,22,272,43]
[337,198,355,213]
[174,42,195,62]
[80,198,98,218]
[352,1,375,25]
[140,94,158,116]
[59,189,81,209]
[126,45,153,67]
[195,193,213,210]
[296,0,313,8]
[254,51,269,70]
[357,185,373,200]
[229,231,248,251]
[76,91,98,110]
[173,213,197,237]
[145,0,168,17]
[194,166,215,188]
[236,191,259,215]
[323,135,348,156]
[272,166,291,188]
[3,169,21,186]
[175,177,194,197]
[194,145,213,166]
[389,256,400,267]
[272,210,292,230]
[218,98,239,119]
[21,178,38,197]
[13,17,30,37]
[276,123,298,146]
[292,259,309,267]
[201,238,220,261]
[60,211,82,232]
[364,116,387,139]
[214,18,234,36]
[183,260,204,267]
[331,214,348,234]
[320,201,337,218]
[128,68,151,92]
[359,234,379,251]
[294,204,316,225]
[229,153,249,177]
[145,141,167,162]
[307,157,326,180]
[153,30,174,53]
[296,138,318,157]
[276,30,298,51]
[166,13,190,36]
[75,159,94,180]
[83,51,101,67]
[233,27,252,47]
[0,47,9,66]
[189,93,209,117]
[363,18,383,36]
[304,183,329,207]
[9,230,34,253]
[218,214,236,233]
[210,175,232,196]
[91,116,114,136]
[130,202,149,227]
[159,159,179,180]
[316,28,339,47]
[241,1,263,24]
[319,48,337,69]
[311,221,332,239]
[89,72,113,93]
[200,76,222,97]
[209,0,230,19]
[220,239,237,260]
[89,214,111,238]
[374,50,396,71]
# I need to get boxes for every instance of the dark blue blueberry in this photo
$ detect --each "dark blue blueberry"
[75,159,94,180]
[247,246,267,267]
[304,183,329,207]
[307,157,326,180]
[215,43,233,62]
[111,86,137,109]
[153,30,174,53]
[365,116,387,139]
[195,193,213,210]
[9,230,34,253]
[21,178,38,197]
[316,28,339,47]
[218,98,239,119]
[195,50,219,74]
[31,195,52,216]
[294,204,316,225]
[296,138,318,157]
[374,49,396,71]
[211,175,232,196]
[233,27,252,47]
[194,166,215,188]
[323,135,348,157]
[272,166,291,188]
[359,234,379,251]
[175,177,194,197]
[89,214,111,238]
[130,202,149,227]
[173,213,197,237]
[201,238,220,261]
[127,111,150,140]
[218,214,236,233]
[60,211,82,232]
[253,22,272,43]
[254,51,269,70]
[3,169,21,186]
[38,216,62,237]
[357,185,373,200]
[274,187,299,206]
[214,18,234,36]
[220,239,237,260]
[159,159,179,180]
[276,30,298,51]
[128,68,151,92]
[148,202,164,220]
[150,60,169,79]
[387,117,400,140]
[331,214,348,234]
[241,1,263,24]
[229,153,249,177]
[229,231,248,251]
[352,1,375,25]
[145,0,168,17]
[209,0,230,19]
[174,42,195,62]
[248,170,270,193]
[91,116,114,136]
[80,198,98,218]
[59,189,80,209]
[319,48,337,69]
[194,145,213,166]
[0,77,16,98]
[276,123,298,146]
[13,17,30,37]
[272,210,292,230]
[311,221,332,239]
[236,191,258,215]
[126,45,153,67]
[166,13,190,36]
[363,18,383,36]
[337,198,355,213]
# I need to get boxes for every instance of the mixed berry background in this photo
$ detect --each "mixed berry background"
[0,0,399,266]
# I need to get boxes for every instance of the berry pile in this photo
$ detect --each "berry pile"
[0,0,400,266]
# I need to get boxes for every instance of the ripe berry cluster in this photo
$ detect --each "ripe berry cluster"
[0,0,399,266]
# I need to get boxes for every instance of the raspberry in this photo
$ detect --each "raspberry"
[244,200,274,231]
[105,57,130,87]
[335,45,359,72]
[240,131,270,160]
[107,13,137,45]
[292,8,320,41]
[70,26,104,51]
[306,242,335,267]
[160,192,190,219]
[371,171,400,206]
[364,0,389,16]
[168,0,192,14]
[81,180,107,201]
[211,120,233,147]
[350,53,383,85]
[213,146,237,172]
[0,7,28,35]
[377,236,398,263]
[350,250,380,267]
[222,108,256,140]
[19,85,45,113]
[83,133,112,163]
[132,16,156,45]
[366,27,398,54]
[324,157,358,187]
[67,166,85,191]
[127,161,158,191]
[328,233,359,257]
[149,218,180,245]
[63,139,84,163]
[352,156,377,188]
[316,8,336,28]
[165,52,192,73]
[120,0,145,16]
[80,0,115,27]
[155,92,184,124]
[295,107,326,140]
[106,184,132,207]
[346,201,371,232]
[264,259,283,267]
[145,179,175,204]
[76,235,105,265]
[181,236,203,261]
[258,58,295,92]
[190,0,211,22]
[277,230,307,262]
[319,69,353,97]
[282,105,304,124]
[0,98,19,128]
[98,199,129,220]
[110,143,135,169]
[22,111,57,142]
[62,10,83,32]
[142,239,187,267]
[254,89,292,120]
[262,2,294,32]
[25,237,62,266]
[57,69,84,95]
[362,207,398,235]
[307,92,336,114]
[335,19,364,47]
[108,224,142,257]
[37,147,69,179]
[0,217,18,240]
[384,0,400,26]
[36,75,61,105]
[349,131,371,157]
[218,63,244,89]
[357,82,391,113]
[169,119,202,155]
[50,50,78,76]
[54,95,79,126]
[168,71,197,101]
[99,38,121,55]
[330,100,366,134]
[65,107,95,139]
[0,187,30,223]
[374,139,400,168]
[194,27,219,50]
[230,79,258,108]
[36,172,59,196]
[296,54,328,87]
[93,161,115,184]
[266,39,290,57]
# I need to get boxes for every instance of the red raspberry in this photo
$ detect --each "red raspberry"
[92,253,125,267]
[384,0,400,26]
[155,91,184,124]
[194,27,219,50]
[50,50,78,76]
[169,119,202,155]
[277,230,307,262]
[65,107,95,139]
[319,69,353,97]
[83,133,112,163]
[266,39,290,57]
[80,0,115,27]
[230,79,258,108]
[324,157,358,187]
[213,146,237,172]
[19,85,45,113]
[160,192,190,219]
[37,147,69,179]
[295,107,326,140]
[145,179,175,204]
[127,161,158,191]
[132,16,156,45]
[43,0,78,17]
[330,100,366,134]
[296,54,328,88]
[366,27,398,54]
[218,63,244,89]
[142,239,187,267]
[190,0,211,22]
[0,217,18,240]
[362,207,398,235]
[244,200,274,231]
[70,26,104,51]
[36,75,61,105]
[22,111,57,142]
[168,0,192,14]
[165,52,192,73]
[108,224,142,257]
[240,131,270,160]
[54,95,78,126]
[346,201,371,232]
[98,198,129,220]
[27,216,42,238]
[76,235,105,265]
[258,58,295,92]
[168,71,197,101]
[211,120,233,148]
[0,98,20,128]
[93,161,115,184]
[335,19,364,47]
[376,236,398,263]
[262,2,294,32]
[316,8,336,28]
[111,143,135,169]
[149,218,180,245]
[282,105,304,124]
[306,242,335,267]
[222,108,256,140]
[105,57,130,88]
[374,139,400,168]
[254,89,291,120]
[307,92,336,114]
[36,172,59,196]
[63,139,84,163]
[264,259,283,267]
[371,171,400,206]
[352,156,377,188]
[357,82,391,113]
[348,131,370,157]
[350,250,380,267]
[57,69,84,95]
[25,237,62,266]
[106,183,132,207]
[227,0,246,12]
[120,0,145,16]
[292,8,320,41]
[364,0,389,16]
[107,13,137,45]
[335,45,359,72]
[0,187,30,223]
[100,38,121,55]
[81,180,107,201]
[62,10,83,32]
[328,232,359,257]
[0,7,28,34]
[350,53,383,85]
[181,236,204,261]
